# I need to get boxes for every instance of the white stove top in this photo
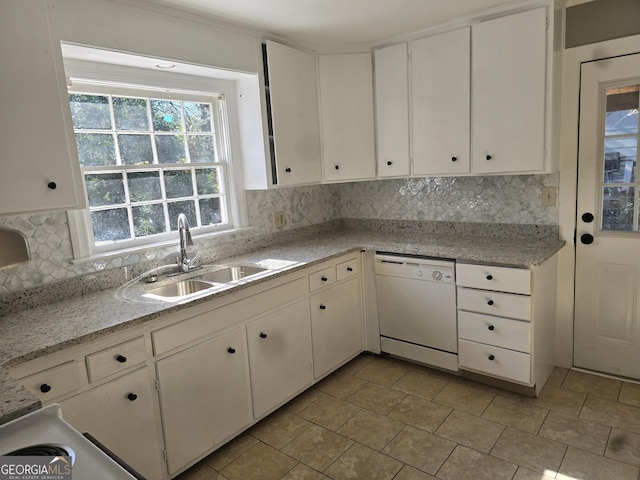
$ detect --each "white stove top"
[0,405,138,479]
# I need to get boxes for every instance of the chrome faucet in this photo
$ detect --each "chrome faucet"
[177,213,200,273]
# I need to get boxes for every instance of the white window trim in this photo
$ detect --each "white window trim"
[63,54,249,262]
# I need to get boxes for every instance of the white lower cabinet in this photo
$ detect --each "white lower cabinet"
[310,276,363,378]
[156,327,252,476]
[58,367,165,480]
[246,300,314,418]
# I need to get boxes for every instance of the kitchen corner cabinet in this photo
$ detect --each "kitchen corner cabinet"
[0,1,85,215]
[318,53,376,182]
[374,43,410,178]
[456,256,557,396]
[412,28,471,176]
[264,40,322,186]
[471,7,547,174]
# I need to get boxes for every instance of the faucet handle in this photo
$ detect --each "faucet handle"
[188,254,201,266]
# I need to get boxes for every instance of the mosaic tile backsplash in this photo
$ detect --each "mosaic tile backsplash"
[0,174,558,295]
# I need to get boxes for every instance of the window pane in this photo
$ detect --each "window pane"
[113,97,149,131]
[605,87,639,135]
[151,99,182,132]
[118,134,154,165]
[188,135,217,163]
[128,171,162,202]
[91,208,130,242]
[165,169,194,198]
[602,186,635,231]
[69,94,111,129]
[156,135,186,163]
[85,173,126,207]
[604,138,637,184]
[132,204,166,237]
[75,133,116,167]
[184,102,212,132]
[199,198,222,225]
[195,168,220,194]
[168,201,197,231]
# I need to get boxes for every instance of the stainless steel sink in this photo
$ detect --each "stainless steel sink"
[146,279,214,298]
[198,265,267,283]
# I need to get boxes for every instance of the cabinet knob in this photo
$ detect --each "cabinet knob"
[116,355,127,363]
[47,181,57,190]
[127,393,138,401]
[488,355,495,361]
[582,212,594,223]
[451,156,457,162]
[581,233,594,245]
[227,347,236,354]
[40,383,52,393]
[335,165,340,170]
[485,274,493,280]
[320,304,327,310]
[285,167,292,173]
[486,154,492,161]
[487,300,494,306]
[387,161,393,166]
[347,267,353,272]
[488,325,495,331]
[321,276,328,282]
[259,332,268,339]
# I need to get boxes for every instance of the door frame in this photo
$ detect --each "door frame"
[557,33,640,368]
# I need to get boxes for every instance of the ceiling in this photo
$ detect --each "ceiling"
[136,0,591,48]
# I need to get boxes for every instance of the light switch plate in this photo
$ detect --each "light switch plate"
[542,186,557,206]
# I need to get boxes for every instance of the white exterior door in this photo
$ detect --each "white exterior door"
[575,53,640,379]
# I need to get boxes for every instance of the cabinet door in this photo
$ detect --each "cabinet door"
[59,367,166,480]
[266,41,322,186]
[0,1,84,215]
[246,300,313,418]
[471,7,547,174]
[156,327,252,476]
[412,28,470,175]
[318,53,376,182]
[374,43,410,178]
[310,277,364,378]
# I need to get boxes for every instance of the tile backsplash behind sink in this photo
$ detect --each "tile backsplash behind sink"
[0,174,558,296]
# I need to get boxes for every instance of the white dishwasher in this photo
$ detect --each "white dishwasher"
[375,253,458,372]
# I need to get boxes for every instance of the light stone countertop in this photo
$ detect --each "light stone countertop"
[0,229,565,423]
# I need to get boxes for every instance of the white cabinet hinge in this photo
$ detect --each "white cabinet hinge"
[154,379,160,393]
[163,450,168,463]
[546,18,550,30]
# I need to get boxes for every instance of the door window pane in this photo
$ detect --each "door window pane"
[602,186,634,231]
[85,173,126,207]
[69,94,111,129]
[133,204,166,237]
[91,208,130,242]
[128,171,162,202]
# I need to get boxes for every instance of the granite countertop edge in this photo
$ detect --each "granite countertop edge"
[0,230,566,423]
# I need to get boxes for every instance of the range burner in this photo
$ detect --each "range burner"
[5,444,76,465]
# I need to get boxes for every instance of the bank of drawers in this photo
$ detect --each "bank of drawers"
[456,263,532,384]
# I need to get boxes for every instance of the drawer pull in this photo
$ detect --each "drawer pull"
[347,267,353,272]
[40,383,52,393]
[259,332,268,339]
[227,347,236,354]
[487,300,494,306]
[116,355,127,363]
[127,393,137,401]
[321,276,328,282]
[488,355,495,361]
[486,274,493,280]
[320,304,327,310]
[487,325,495,331]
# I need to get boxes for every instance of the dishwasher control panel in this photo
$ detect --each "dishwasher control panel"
[375,254,455,283]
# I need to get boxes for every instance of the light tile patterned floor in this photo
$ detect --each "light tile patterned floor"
[175,354,640,480]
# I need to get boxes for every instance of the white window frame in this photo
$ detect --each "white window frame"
[63,56,248,262]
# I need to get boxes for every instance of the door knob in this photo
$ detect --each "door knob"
[581,233,594,245]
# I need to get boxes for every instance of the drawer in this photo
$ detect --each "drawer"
[456,263,530,294]
[309,266,336,292]
[336,256,359,281]
[458,311,531,353]
[86,336,147,382]
[458,339,531,384]
[457,287,531,320]
[153,277,307,355]
[19,361,81,400]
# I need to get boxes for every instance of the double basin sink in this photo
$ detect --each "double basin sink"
[145,265,268,299]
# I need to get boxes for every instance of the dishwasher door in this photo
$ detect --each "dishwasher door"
[375,254,457,370]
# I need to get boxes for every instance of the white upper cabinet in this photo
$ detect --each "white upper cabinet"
[0,1,85,215]
[412,27,471,176]
[374,43,410,178]
[264,40,322,186]
[471,7,548,174]
[318,53,376,182]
